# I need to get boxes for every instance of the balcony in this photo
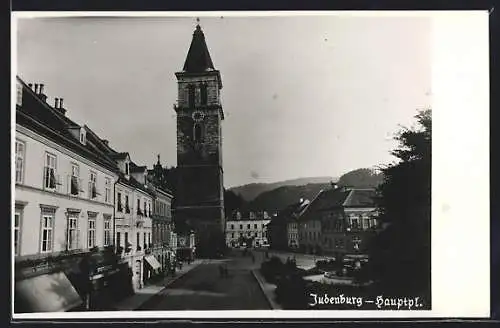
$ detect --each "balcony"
[115,217,132,227]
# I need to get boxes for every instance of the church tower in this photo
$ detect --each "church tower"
[174,22,225,252]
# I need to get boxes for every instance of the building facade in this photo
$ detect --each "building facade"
[147,156,179,266]
[14,78,131,312]
[148,178,176,272]
[13,76,174,313]
[298,186,380,259]
[174,24,225,257]
[320,188,379,260]
[108,153,156,291]
[267,200,309,251]
[225,211,271,248]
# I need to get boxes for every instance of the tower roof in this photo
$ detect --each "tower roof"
[182,24,215,73]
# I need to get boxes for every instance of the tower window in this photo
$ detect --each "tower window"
[200,83,208,105]
[193,123,203,141]
[188,85,196,108]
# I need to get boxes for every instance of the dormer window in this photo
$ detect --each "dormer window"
[79,128,86,145]
[125,162,130,176]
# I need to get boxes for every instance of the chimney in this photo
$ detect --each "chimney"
[39,84,45,94]
[53,97,66,115]
[34,84,39,94]
[102,139,109,146]
[28,83,33,90]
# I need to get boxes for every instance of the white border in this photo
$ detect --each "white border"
[11,11,490,319]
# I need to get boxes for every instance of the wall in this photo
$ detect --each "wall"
[226,219,270,247]
[15,127,116,257]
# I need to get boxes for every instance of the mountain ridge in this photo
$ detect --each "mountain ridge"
[228,176,337,201]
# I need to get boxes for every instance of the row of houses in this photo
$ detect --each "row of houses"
[13,77,192,313]
[266,185,381,260]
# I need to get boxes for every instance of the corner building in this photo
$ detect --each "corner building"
[173,24,225,255]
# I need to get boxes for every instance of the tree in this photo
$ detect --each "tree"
[224,189,247,217]
[364,109,431,303]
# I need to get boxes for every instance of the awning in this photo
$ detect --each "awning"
[15,271,83,313]
[144,255,161,271]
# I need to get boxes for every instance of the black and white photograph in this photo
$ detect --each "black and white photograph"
[11,11,489,319]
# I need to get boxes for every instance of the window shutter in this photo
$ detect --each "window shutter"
[64,216,69,250]
[67,175,71,195]
[59,175,64,193]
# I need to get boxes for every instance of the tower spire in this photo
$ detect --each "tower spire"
[182,19,215,73]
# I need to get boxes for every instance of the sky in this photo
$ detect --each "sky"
[15,14,432,188]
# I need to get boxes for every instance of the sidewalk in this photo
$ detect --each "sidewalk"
[251,269,282,310]
[112,259,205,310]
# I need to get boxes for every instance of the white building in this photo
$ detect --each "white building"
[13,77,170,313]
[225,211,271,248]
[14,77,125,312]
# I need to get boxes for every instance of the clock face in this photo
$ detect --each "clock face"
[192,111,205,122]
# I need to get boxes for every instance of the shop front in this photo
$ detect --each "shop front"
[143,254,162,284]
[70,247,134,310]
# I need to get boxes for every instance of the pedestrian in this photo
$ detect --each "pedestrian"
[223,264,229,278]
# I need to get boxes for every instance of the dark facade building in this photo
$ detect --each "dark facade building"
[267,200,309,251]
[298,186,380,260]
[173,23,225,256]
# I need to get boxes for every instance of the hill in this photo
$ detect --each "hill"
[236,168,384,213]
[247,183,329,212]
[228,176,336,201]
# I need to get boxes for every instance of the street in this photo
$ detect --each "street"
[137,250,271,310]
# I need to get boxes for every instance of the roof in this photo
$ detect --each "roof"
[182,24,215,73]
[16,76,170,197]
[108,152,129,160]
[342,189,377,207]
[117,174,153,196]
[300,187,377,220]
[268,200,309,226]
[130,162,147,173]
[16,77,118,173]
